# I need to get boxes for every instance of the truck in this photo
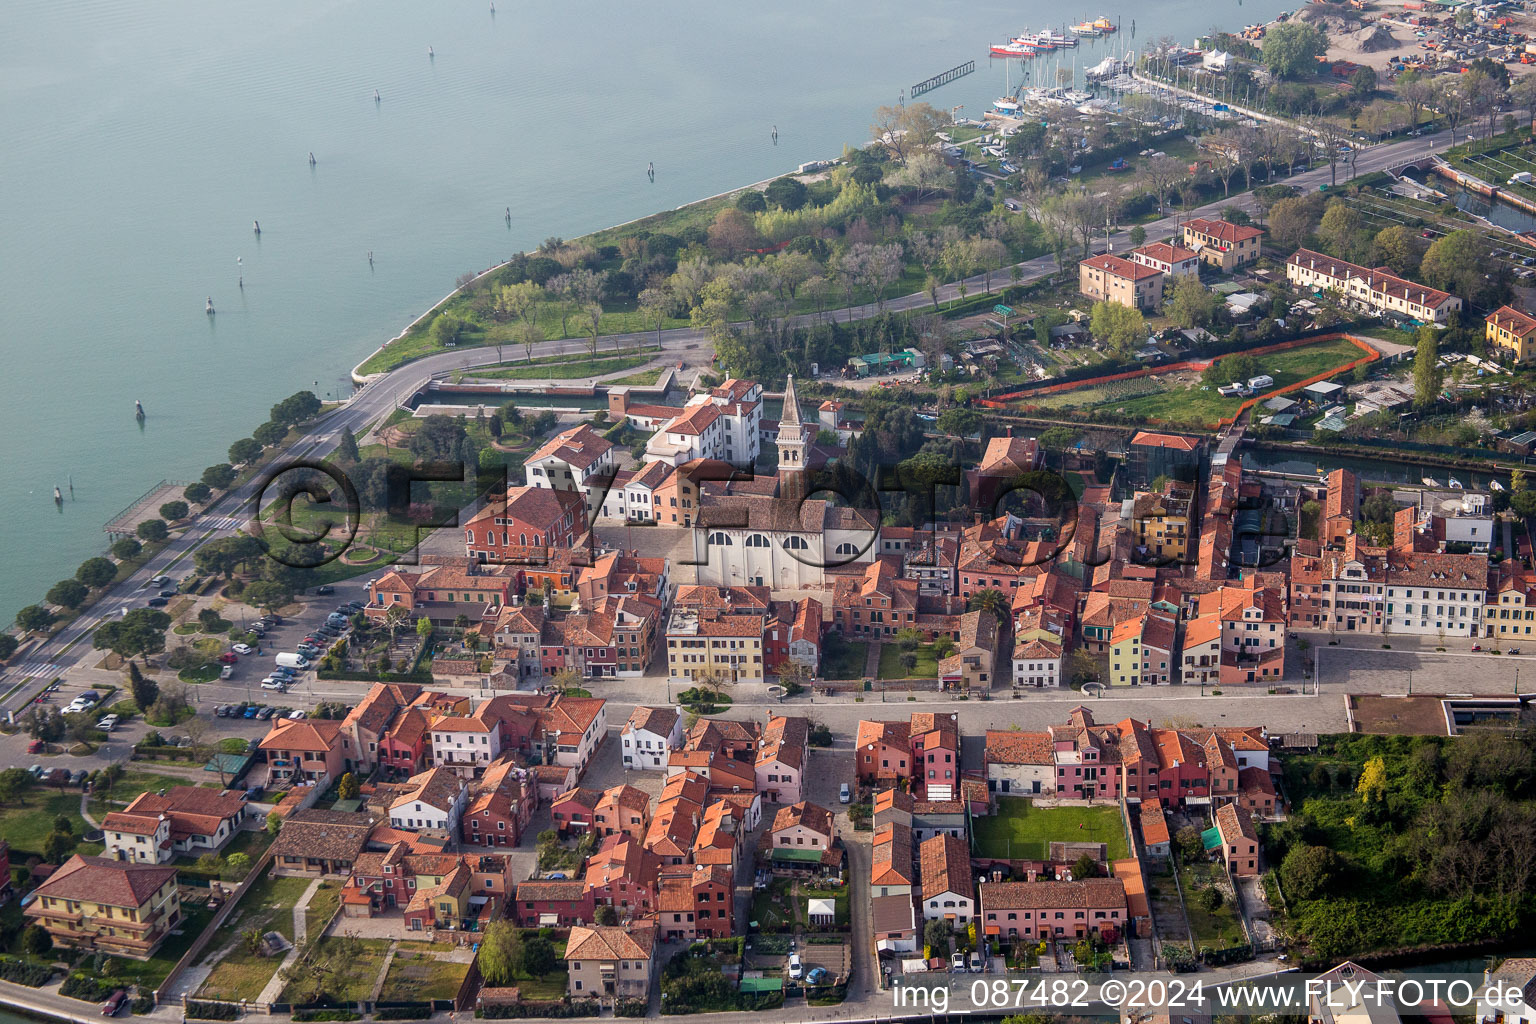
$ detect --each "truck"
[274,653,311,670]
[1510,172,1534,185]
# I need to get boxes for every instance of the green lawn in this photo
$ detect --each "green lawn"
[0,788,100,862]
[379,952,469,1002]
[1020,337,1367,427]
[277,937,392,1005]
[513,968,569,1001]
[466,353,654,381]
[89,769,215,819]
[195,873,316,1002]
[98,901,215,991]
[819,636,868,681]
[605,367,667,387]
[304,880,341,938]
[1178,860,1247,948]
[876,643,940,680]
[802,884,851,929]
[970,797,1128,861]
[751,878,795,932]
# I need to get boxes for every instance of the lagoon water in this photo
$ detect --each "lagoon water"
[0,0,1296,627]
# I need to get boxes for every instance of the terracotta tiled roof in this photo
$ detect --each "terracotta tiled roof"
[919,833,973,902]
[516,880,588,902]
[1216,801,1259,844]
[1183,217,1263,245]
[32,855,176,908]
[771,801,833,837]
[1081,253,1163,281]
[1489,305,1536,338]
[623,706,678,738]
[1140,801,1171,846]
[979,877,1127,911]
[565,924,656,961]
[985,730,1053,766]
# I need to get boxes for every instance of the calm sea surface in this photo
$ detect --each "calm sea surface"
[0,0,1294,627]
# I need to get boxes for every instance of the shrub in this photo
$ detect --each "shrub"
[0,957,53,987]
[293,1012,362,1022]
[61,973,116,1001]
[185,1003,240,1021]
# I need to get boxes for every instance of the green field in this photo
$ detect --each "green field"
[467,353,654,381]
[0,787,101,862]
[1018,337,1365,427]
[277,937,392,1005]
[379,951,470,1002]
[1178,860,1247,948]
[819,637,868,681]
[971,797,1128,861]
[876,643,940,680]
[195,874,315,1003]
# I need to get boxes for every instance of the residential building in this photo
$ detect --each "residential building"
[1129,241,1201,279]
[621,706,683,770]
[270,808,374,877]
[1079,253,1165,309]
[462,760,536,848]
[1322,469,1359,549]
[757,714,810,805]
[260,718,352,784]
[516,880,595,928]
[1383,552,1488,637]
[938,610,998,693]
[1108,611,1177,686]
[912,712,961,801]
[551,786,602,836]
[564,924,657,1000]
[871,893,920,953]
[593,784,651,842]
[1214,802,1260,876]
[1129,483,1194,564]
[978,878,1128,942]
[1476,957,1536,1024]
[966,434,1042,512]
[1181,217,1263,271]
[1488,570,1536,641]
[665,606,766,684]
[103,787,248,864]
[919,833,975,927]
[461,485,587,565]
[871,822,916,898]
[770,801,834,853]
[1124,431,1201,489]
[366,562,515,626]
[24,855,181,959]
[1487,306,1536,363]
[1012,637,1064,688]
[856,719,912,785]
[584,835,661,917]
[832,559,920,639]
[526,424,615,519]
[1285,248,1462,324]
[388,766,468,836]
[655,864,734,941]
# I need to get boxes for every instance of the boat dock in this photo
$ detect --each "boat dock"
[911,60,975,98]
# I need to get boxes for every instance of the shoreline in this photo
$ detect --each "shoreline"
[348,161,830,385]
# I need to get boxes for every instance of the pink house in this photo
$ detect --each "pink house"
[551,787,601,836]
[260,719,351,783]
[514,880,594,927]
[378,707,432,779]
[910,713,961,801]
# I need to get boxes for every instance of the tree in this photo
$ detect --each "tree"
[1413,325,1442,409]
[202,463,236,490]
[432,312,468,346]
[705,207,763,259]
[267,810,283,834]
[1194,885,1224,913]
[225,851,252,879]
[1262,22,1328,78]
[128,661,158,711]
[1141,156,1186,215]
[764,176,808,211]
[183,481,212,504]
[43,829,76,864]
[0,768,34,807]
[0,635,15,663]
[337,772,360,801]
[335,426,360,464]
[46,579,88,610]
[111,537,142,561]
[520,935,557,978]
[1372,225,1421,278]
[270,391,322,425]
[228,437,263,465]
[1174,825,1205,862]
[1317,201,1371,265]
[582,301,604,358]
[16,604,54,633]
[735,189,767,213]
[252,420,288,447]
[1089,301,1147,356]
[1167,277,1218,329]
[409,414,470,462]
[1268,195,1322,251]
[1464,67,1505,145]
[1358,754,1389,802]
[1435,75,1472,146]
[1349,65,1378,101]
[923,917,953,954]
[22,924,52,957]
[1280,843,1342,900]
[479,920,524,985]
[870,102,948,165]
[594,904,618,926]
[1421,229,1502,307]
[157,499,191,524]
[137,518,169,543]
[1072,853,1100,880]
[76,556,119,590]
[889,151,950,203]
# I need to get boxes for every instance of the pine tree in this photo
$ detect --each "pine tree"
[128,661,157,712]
[337,425,360,463]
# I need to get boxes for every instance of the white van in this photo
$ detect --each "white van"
[274,653,310,670]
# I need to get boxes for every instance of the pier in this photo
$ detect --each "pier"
[910,60,975,98]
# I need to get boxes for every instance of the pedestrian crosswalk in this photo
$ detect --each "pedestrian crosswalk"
[16,659,62,679]
[202,516,249,531]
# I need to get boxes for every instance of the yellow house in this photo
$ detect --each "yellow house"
[1489,573,1536,640]
[1129,485,1194,563]
[24,855,181,959]
[1487,306,1536,363]
[664,608,765,683]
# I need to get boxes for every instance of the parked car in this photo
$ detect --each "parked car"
[951,952,967,972]
[28,764,43,777]
[314,585,335,595]
[247,623,266,636]
[839,782,851,804]
[101,989,127,1016]
[347,600,365,611]
[256,706,276,719]
[969,951,984,973]
[231,643,254,655]
[159,588,177,598]
[220,665,234,680]
[805,967,828,986]
[96,714,119,732]
[260,678,288,691]
[70,770,89,786]
[245,784,264,800]
[218,652,238,664]
[242,705,259,718]
[288,710,306,720]
[787,954,803,980]
[26,740,42,754]
[214,704,230,717]
[149,575,170,587]
[147,597,169,607]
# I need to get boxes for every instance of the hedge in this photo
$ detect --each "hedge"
[61,973,116,1001]
[615,1000,648,1017]
[130,995,156,1015]
[376,1006,432,1021]
[293,1012,361,1022]
[478,1000,601,1019]
[0,957,53,987]
[185,1002,240,1020]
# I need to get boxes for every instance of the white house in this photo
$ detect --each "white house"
[919,834,976,927]
[102,787,248,864]
[1011,637,1063,688]
[1478,958,1536,1024]
[526,424,615,519]
[430,705,504,776]
[388,766,468,835]
[620,706,684,770]
[1383,553,1488,637]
